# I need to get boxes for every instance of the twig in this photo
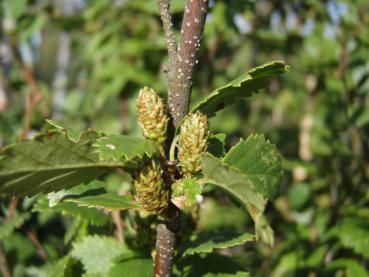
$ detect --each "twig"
[0,243,11,277]
[154,1,209,276]
[112,211,125,244]
[26,230,50,261]
[10,38,44,138]
[157,0,177,70]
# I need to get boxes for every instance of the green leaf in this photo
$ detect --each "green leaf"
[109,254,154,277]
[223,134,283,199]
[207,133,226,158]
[48,256,74,277]
[62,187,139,211]
[327,259,369,277]
[182,230,254,256]
[0,212,30,239]
[191,61,289,118]
[46,119,82,142]
[177,253,249,277]
[172,177,202,208]
[71,235,128,275]
[339,218,369,259]
[33,197,109,226]
[94,134,156,163]
[202,153,274,246]
[0,130,117,196]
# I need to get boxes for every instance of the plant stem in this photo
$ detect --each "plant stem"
[168,0,209,128]
[154,1,209,276]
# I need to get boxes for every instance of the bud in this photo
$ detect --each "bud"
[134,161,169,214]
[136,87,168,143]
[178,112,210,173]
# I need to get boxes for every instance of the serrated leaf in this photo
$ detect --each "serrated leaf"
[94,134,156,163]
[223,134,283,199]
[71,236,128,275]
[0,212,31,239]
[0,130,118,196]
[202,153,274,246]
[33,197,109,226]
[62,187,138,211]
[191,61,288,118]
[177,253,249,277]
[172,177,202,208]
[109,254,154,277]
[182,230,254,256]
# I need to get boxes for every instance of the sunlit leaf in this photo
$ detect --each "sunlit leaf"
[191,61,289,118]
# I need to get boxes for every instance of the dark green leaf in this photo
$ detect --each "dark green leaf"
[62,187,139,211]
[191,61,289,118]
[207,133,226,158]
[177,253,249,277]
[0,130,116,196]
[182,230,254,256]
[33,197,109,226]
[94,134,156,163]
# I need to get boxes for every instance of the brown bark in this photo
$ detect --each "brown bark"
[154,1,209,276]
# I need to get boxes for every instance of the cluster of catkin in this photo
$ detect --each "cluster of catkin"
[134,87,209,214]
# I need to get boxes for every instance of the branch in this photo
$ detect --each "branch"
[154,221,176,277]
[168,0,209,127]
[0,243,11,277]
[154,1,209,277]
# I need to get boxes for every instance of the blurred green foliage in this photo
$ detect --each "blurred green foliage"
[0,0,369,276]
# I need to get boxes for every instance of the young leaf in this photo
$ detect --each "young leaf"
[202,153,274,246]
[172,177,202,208]
[62,187,139,211]
[191,61,289,118]
[223,134,283,199]
[94,134,156,163]
[71,235,128,275]
[181,230,254,256]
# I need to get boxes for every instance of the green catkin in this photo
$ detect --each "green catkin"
[178,111,210,173]
[134,161,169,214]
[136,86,168,144]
